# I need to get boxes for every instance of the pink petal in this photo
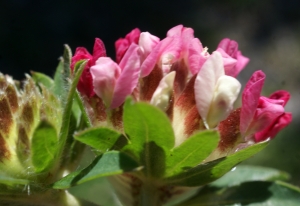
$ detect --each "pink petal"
[115,28,141,63]
[167,25,184,37]
[254,112,292,142]
[248,96,285,135]
[90,57,121,107]
[74,47,91,56]
[216,48,237,76]
[119,43,139,70]
[188,38,208,75]
[91,38,106,64]
[71,47,95,97]
[181,27,194,42]
[234,51,249,76]
[115,38,129,63]
[159,37,182,74]
[217,38,238,56]
[269,90,290,106]
[140,36,181,77]
[111,44,141,108]
[125,28,141,43]
[139,32,160,62]
[194,51,224,128]
[77,68,94,97]
[71,48,93,70]
[217,38,249,77]
[240,70,265,136]
[140,42,161,77]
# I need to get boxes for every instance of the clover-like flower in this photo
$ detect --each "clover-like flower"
[69,25,292,206]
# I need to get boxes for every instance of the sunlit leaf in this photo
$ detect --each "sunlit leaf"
[166,141,269,186]
[123,98,175,177]
[165,130,219,177]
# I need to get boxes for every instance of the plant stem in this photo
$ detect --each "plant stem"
[139,181,161,206]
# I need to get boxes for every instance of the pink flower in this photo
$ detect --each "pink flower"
[139,25,208,102]
[138,32,160,64]
[240,71,289,141]
[138,32,181,102]
[217,38,250,77]
[254,91,292,142]
[167,25,209,75]
[115,28,141,63]
[91,44,141,109]
[140,35,181,77]
[71,38,106,97]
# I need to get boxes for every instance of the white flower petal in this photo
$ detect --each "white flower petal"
[194,51,224,128]
[150,71,176,111]
[207,75,241,128]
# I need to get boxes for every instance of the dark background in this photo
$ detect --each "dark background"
[1,0,300,185]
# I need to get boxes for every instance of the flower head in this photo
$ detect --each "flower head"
[72,25,291,151]
[68,25,292,206]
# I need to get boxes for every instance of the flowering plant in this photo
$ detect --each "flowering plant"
[0,25,298,206]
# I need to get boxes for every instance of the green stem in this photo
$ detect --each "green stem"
[139,181,161,206]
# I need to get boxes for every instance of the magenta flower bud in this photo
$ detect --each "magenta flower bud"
[115,28,141,63]
[254,90,292,142]
[240,71,291,142]
[71,38,106,97]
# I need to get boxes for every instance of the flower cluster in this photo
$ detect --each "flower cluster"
[72,25,292,156]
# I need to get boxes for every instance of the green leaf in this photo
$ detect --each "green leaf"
[166,140,269,186]
[179,181,300,206]
[140,142,167,178]
[53,44,72,100]
[31,121,58,173]
[123,98,175,177]
[211,165,290,188]
[123,98,175,151]
[31,71,54,89]
[52,151,139,189]
[75,127,127,152]
[0,173,29,186]
[71,92,82,128]
[56,60,87,160]
[75,90,92,127]
[62,44,72,78]
[165,130,219,177]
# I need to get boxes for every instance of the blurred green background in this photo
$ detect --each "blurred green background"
[1,0,299,199]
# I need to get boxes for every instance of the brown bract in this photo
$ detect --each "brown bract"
[218,108,241,152]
